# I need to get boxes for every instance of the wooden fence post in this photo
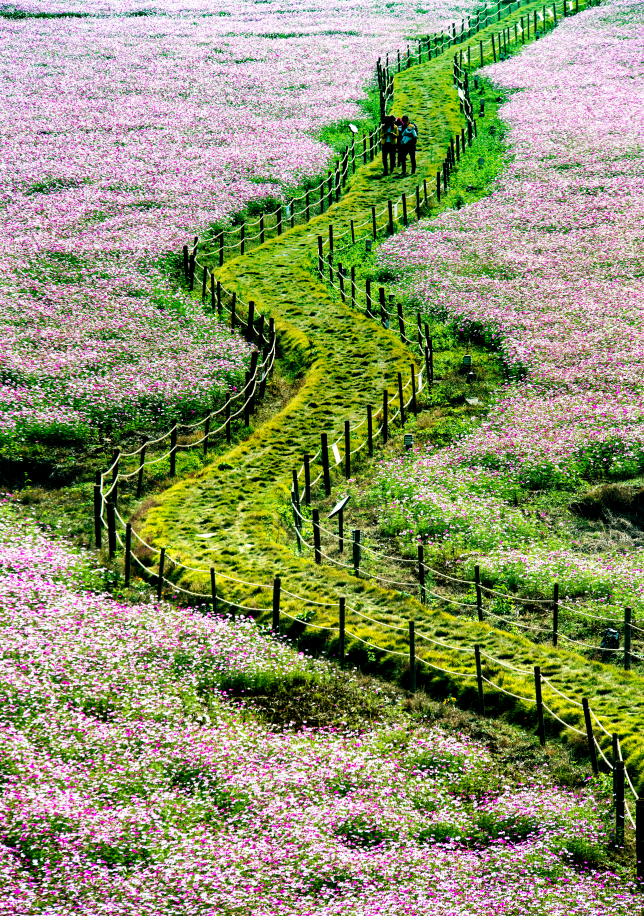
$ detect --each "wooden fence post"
[436,170,441,202]
[201,266,208,301]
[398,303,405,341]
[272,575,281,631]
[312,509,322,564]
[625,606,632,670]
[397,372,405,427]
[210,567,217,614]
[107,499,116,558]
[352,529,361,577]
[553,581,559,647]
[383,390,389,443]
[423,346,432,393]
[388,200,394,234]
[240,222,245,255]
[475,645,485,715]
[614,759,625,847]
[156,547,165,600]
[303,454,311,506]
[339,596,345,666]
[534,666,546,746]
[367,404,374,456]
[135,441,147,498]
[225,394,231,444]
[475,564,483,621]
[93,484,102,549]
[372,206,377,239]
[169,425,177,477]
[409,620,416,692]
[402,192,408,227]
[182,244,189,279]
[582,698,599,776]
[378,286,386,325]
[318,236,324,275]
[410,364,417,416]
[292,469,302,551]
[124,523,131,587]
[243,372,251,426]
[344,420,351,479]
[321,433,331,496]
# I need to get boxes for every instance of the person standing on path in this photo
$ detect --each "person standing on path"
[380,115,398,175]
[400,115,418,176]
[395,116,404,167]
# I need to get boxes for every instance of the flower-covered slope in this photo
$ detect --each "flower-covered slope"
[0,0,479,447]
[0,501,637,913]
[373,0,644,606]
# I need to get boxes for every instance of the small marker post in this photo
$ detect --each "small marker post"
[475,646,485,715]
[156,547,165,601]
[272,575,281,631]
[210,567,217,615]
[534,666,546,746]
[124,523,132,587]
[409,621,416,692]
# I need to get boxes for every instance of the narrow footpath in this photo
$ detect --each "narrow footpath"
[137,5,644,789]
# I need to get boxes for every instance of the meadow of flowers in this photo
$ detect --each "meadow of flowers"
[0,0,481,448]
[374,0,644,604]
[0,498,637,913]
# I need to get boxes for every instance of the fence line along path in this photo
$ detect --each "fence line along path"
[131,0,644,789]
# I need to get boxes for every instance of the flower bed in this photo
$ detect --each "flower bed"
[0,500,637,913]
[0,0,479,448]
[372,0,644,605]
[379,0,644,482]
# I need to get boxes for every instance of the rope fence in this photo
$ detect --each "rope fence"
[89,0,644,868]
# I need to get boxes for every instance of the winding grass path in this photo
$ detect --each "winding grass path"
[137,7,644,790]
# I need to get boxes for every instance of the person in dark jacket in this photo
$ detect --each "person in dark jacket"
[400,115,418,176]
[395,116,404,167]
[380,115,398,175]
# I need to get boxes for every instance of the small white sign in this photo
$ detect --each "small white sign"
[331,442,342,466]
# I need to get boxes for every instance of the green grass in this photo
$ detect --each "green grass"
[21,0,641,792]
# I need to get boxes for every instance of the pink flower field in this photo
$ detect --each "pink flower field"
[0,0,479,448]
[374,0,644,603]
[0,500,638,913]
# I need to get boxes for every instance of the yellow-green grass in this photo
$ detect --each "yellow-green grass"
[136,2,644,788]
